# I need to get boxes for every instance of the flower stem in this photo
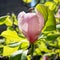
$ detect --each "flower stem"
[31,43,35,60]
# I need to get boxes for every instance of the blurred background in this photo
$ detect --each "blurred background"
[0,0,51,16]
[0,0,29,16]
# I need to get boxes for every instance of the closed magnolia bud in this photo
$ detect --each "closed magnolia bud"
[18,9,44,43]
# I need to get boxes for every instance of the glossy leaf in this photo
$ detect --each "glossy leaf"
[44,2,56,11]
[0,15,13,26]
[12,13,18,25]
[8,40,29,49]
[23,0,32,3]
[3,46,19,56]
[56,24,60,31]
[0,16,7,25]
[9,50,23,60]
[53,0,60,4]
[5,16,13,26]
[8,42,22,48]
[43,9,56,31]
[1,29,21,44]
[40,0,45,4]
[46,34,60,41]
[39,42,50,52]
[21,50,28,60]
[35,4,48,23]
[9,50,28,60]
[0,46,3,56]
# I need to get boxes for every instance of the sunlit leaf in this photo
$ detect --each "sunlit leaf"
[19,41,29,49]
[1,29,21,44]
[53,0,59,4]
[0,16,7,25]
[5,16,13,26]
[0,15,13,26]
[40,0,45,3]
[35,4,48,23]
[9,50,23,60]
[0,38,5,44]
[43,9,56,31]
[12,13,18,25]
[57,37,60,47]
[39,42,50,52]
[27,55,31,60]
[8,42,22,48]
[23,0,32,3]
[34,48,41,55]
[56,24,60,31]
[44,2,56,11]
[3,46,19,56]
[21,50,28,60]
[0,46,3,56]
[8,40,29,49]
[55,49,60,53]
[10,50,28,60]
[46,33,60,41]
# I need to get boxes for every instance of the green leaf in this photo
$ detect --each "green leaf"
[0,46,3,56]
[21,50,28,60]
[53,0,60,4]
[44,2,56,11]
[43,9,56,31]
[0,16,7,25]
[0,15,13,26]
[23,0,32,3]
[8,40,29,49]
[46,34,60,41]
[5,16,13,26]
[35,4,48,23]
[40,0,45,4]
[18,41,29,49]
[39,42,50,52]
[1,29,21,44]
[9,50,28,60]
[12,13,18,25]
[9,50,23,60]
[56,24,60,31]
[8,42,22,48]
[3,46,19,56]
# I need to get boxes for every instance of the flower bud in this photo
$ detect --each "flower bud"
[18,10,44,43]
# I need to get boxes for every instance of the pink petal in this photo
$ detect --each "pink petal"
[18,11,44,43]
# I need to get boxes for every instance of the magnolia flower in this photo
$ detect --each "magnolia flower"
[18,9,44,43]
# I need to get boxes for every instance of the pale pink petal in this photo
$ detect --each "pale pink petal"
[18,10,44,43]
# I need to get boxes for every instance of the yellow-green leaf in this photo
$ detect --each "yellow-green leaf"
[35,4,48,23]
[3,46,19,56]
[54,0,59,4]
[5,16,13,26]
[23,0,32,3]
[40,42,49,52]
[1,29,21,44]
[43,9,56,31]
[0,16,7,25]
[12,13,18,25]
[44,2,56,11]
